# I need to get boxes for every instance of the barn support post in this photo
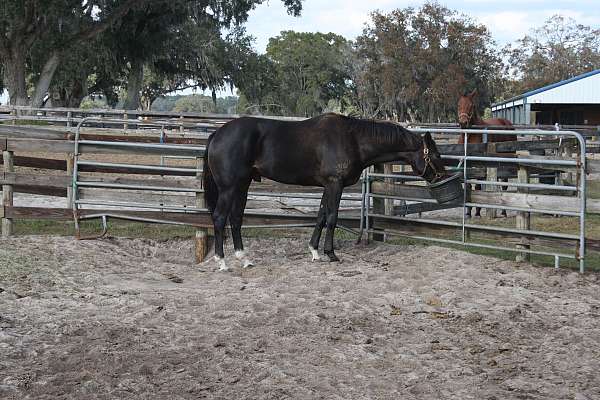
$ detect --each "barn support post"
[2,150,14,238]
[195,157,208,262]
[516,166,531,262]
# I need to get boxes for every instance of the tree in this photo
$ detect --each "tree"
[352,2,501,122]
[0,0,303,107]
[173,94,215,113]
[242,31,351,117]
[502,15,600,97]
[0,0,146,106]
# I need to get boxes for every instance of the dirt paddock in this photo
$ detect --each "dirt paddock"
[1,235,599,399]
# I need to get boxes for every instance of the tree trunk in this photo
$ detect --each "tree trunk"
[31,52,62,108]
[3,49,28,106]
[123,60,144,110]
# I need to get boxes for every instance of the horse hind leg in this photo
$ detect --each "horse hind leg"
[323,181,343,262]
[212,187,236,271]
[500,178,508,217]
[230,182,253,268]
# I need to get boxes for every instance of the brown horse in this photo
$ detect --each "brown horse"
[457,89,516,218]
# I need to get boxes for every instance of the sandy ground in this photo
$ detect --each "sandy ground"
[1,235,600,400]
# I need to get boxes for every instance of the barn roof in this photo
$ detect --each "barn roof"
[492,69,600,108]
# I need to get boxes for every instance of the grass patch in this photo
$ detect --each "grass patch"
[0,119,51,126]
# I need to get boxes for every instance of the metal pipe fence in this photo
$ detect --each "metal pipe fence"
[61,118,591,271]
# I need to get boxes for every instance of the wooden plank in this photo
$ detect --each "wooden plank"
[471,190,574,211]
[1,172,70,188]
[5,206,359,228]
[0,125,68,140]
[7,137,205,156]
[78,188,282,210]
[9,185,66,197]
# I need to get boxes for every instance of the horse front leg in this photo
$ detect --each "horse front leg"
[308,190,328,261]
[230,182,253,268]
[323,181,343,262]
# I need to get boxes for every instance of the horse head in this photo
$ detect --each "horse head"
[410,132,446,183]
[458,89,477,128]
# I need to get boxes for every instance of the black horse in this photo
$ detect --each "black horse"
[203,113,446,270]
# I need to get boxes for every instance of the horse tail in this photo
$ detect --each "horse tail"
[203,134,218,215]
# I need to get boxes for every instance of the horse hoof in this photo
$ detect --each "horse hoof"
[235,250,254,268]
[325,252,340,262]
[215,256,229,272]
[309,245,321,262]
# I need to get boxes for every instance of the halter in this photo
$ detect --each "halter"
[420,144,444,182]
[458,111,473,124]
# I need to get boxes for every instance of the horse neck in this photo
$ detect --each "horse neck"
[353,120,422,166]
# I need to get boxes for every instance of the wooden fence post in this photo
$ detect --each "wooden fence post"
[485,166,498,219]
[195,157,208,262]
[2,150,14,238]
[66,111,72,128]
[516,166,530,262]
[383,163,394,240]
[66,154,74,208]
[372,163,385,242]
[123,112,128,132]
[179,114,184,134]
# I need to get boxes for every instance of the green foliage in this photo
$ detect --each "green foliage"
[152,94,238,114]
[80,98,109,110]
[173,94,216,113]
[501,15,600,98]
[235,31,351,117]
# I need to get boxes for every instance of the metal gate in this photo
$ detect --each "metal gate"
[361,128,588,272]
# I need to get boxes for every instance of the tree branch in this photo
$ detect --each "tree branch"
[72,0,148,45]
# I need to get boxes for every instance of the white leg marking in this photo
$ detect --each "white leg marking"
[214,255,229,271]
[235,250,254,268]
[309,245,321,262]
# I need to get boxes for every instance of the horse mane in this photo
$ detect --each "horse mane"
[339,115,422,150]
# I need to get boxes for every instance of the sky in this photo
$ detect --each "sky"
[245,0,600,52]
[2,0,599,104]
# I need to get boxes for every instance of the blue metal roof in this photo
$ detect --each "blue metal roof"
[492,69,600,107]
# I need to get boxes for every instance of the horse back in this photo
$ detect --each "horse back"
[482,118,516,142]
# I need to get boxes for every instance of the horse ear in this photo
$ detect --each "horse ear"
[423,132,433,145]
